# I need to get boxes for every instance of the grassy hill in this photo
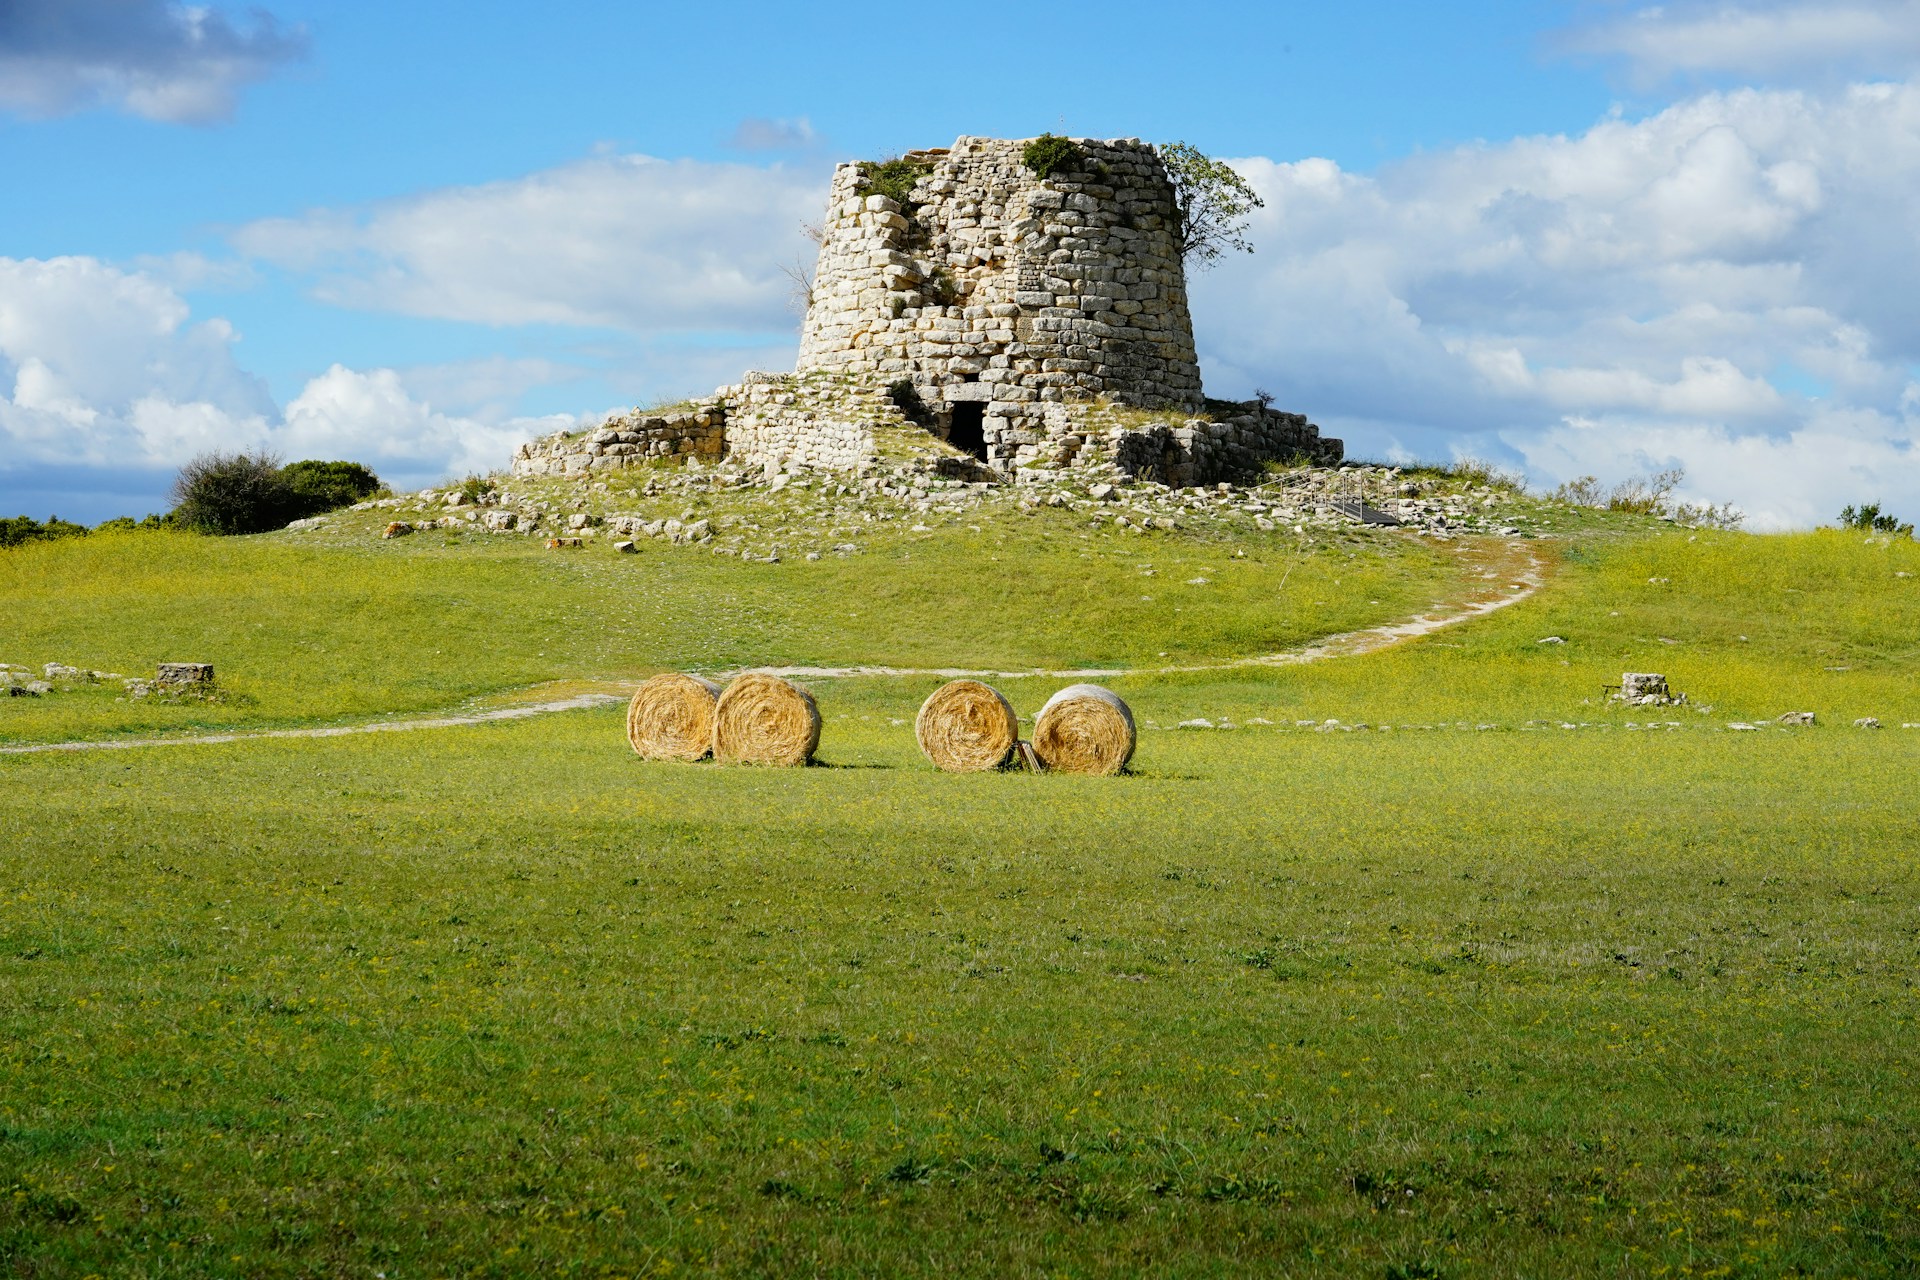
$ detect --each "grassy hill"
[3,476,1918,1276]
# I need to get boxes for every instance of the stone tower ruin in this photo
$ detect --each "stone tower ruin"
[797,136,1203,464]
[513,136,1340,485]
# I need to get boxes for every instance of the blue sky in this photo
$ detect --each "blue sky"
[4,0,1919,526]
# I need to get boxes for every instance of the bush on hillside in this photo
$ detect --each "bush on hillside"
[171,453,385,535]
[1552,467,1744,530]
[171,452,295,535]
[455,475,497,505]
[0,515,91,549]
[283,460,384,517]
[1839,502,1914,537]
[92,513,174,533]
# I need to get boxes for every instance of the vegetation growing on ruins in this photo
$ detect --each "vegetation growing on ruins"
[856,154,935,206]
[1157,140,1266,266]
[1020,132,1081,179]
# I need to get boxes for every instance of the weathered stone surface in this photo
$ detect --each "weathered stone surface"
[503,135,1338,485]
[156,663,214,685]
[1778,711,1816,726]
[1620,673,1669,701]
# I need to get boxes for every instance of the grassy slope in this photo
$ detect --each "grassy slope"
[1,516,1447,745]
[3,519,1920,1276]
[1144,528,1920,729]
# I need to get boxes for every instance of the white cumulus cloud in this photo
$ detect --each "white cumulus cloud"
[282,366,570,484]
[232,154,828,334]
[0,256,275,466]
[0,0,307,124]
[0,257,577,508]
[1192,77,1920,527]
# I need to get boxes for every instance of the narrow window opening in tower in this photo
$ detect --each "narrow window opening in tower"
[947,402,987,462]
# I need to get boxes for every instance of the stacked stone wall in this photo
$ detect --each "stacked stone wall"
[1109,406,1343,486]
[508,135,1341,490]
[714,372,894,474]
[1004,399,1342,484]
[513,405,724,477]
[509,373,919,481]
[797,136,1203,468]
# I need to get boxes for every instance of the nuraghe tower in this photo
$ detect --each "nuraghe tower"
[514,136,1338,485]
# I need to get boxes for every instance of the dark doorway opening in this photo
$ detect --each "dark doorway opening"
[947,401,987,461]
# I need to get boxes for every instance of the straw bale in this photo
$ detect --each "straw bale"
[1032,683,1136,775]
[713,673,821,766]
[915,680,1018,772]
[626,672,721,761]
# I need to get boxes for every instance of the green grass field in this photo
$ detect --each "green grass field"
[4,509,1918,1277]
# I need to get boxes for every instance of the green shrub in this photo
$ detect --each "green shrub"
[170,454,385,535]
[283,460,384,518]
[0,514,90,549]
[1839,502,1914,537]
[171,451,294,535]
[92,513,174,534]
[1551,468,1745,529]
[1021,133,1080,180]
[857,156,934,206]
[457,475,498,505]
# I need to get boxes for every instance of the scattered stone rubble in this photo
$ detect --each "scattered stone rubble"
[2,661,215,700]
[349,455,1548,556]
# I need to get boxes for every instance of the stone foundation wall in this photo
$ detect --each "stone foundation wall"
[509,385,1339,489]
[513,405,724,477]
[509,373,913,481]
[1004,399,1342,484]
[714,372,893,474]
[1107,406,1342,486]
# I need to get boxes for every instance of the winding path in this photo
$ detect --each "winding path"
[750,540,1545,681]
[2,540,1545,757]
[0,694,623,757]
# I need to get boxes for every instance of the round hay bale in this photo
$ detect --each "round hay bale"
[626,673,721,761]
[915,679,1018,772]
[712,673,821,766]
[1032,683,1136,776]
